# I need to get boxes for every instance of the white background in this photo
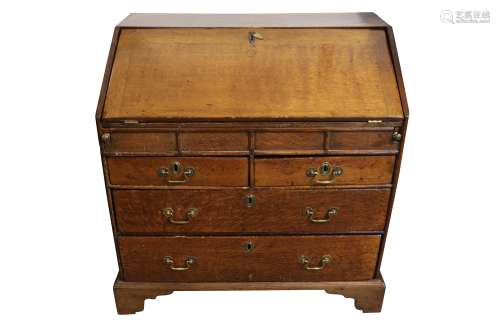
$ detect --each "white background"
[1,0,499,332]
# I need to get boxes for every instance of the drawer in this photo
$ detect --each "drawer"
[180,132,249,153]
[255,156,395,187]
[255,131,324,154]
[101,132,176,154]
[254,130,400,154]
[119,235,381,282]
[107,157,248,186]
[114,189,390,233]
[328,130,400,152]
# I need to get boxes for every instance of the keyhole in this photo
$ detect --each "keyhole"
[320,162,331,176]
[245,194,256,208]
[171,161,181,175]
[243,241,255,253]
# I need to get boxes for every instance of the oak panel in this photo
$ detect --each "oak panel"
[181,132,248,152]
[107,157,248,186]
[255,156,395,186]
[113,188,390,233]
[102,132,176,153]
[118,13,390,28]
[255,131,324,152]
[329,131,399,151]
[119,235,381,282]
[103,28,403,121]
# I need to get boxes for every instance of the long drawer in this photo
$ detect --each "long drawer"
[119,235,381,282]
[114,188,390,233]
[107,157,248,186]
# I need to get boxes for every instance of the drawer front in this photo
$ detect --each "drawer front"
[328,130,400,152]
[114,189,390,233]
[102,132,176,153]
[255,131,324,154]
[254,130,399,154]
[119,235,381,282]
[255,156,395,187]
[180,132,249,153]
[107,157,248,186]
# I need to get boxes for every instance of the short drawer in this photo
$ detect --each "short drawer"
[180,132,249,153]
[254,130,400,155]
[119,235,381,282]
[255,131,324,154]
[101,132,176,153]
[328,130,400,152]
[113,188,390,233]
[255,156,395,187]
[107,157,248,186]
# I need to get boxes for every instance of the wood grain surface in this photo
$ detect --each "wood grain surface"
[103,28,402,121]
[113,188,390,233]
[95,13,409,315]
[118,13,390,28]
[113,277,386,314]
[255,156,395,186]
[118,235,381,282]
[107,157,248,186]
[328,130,399,151]
[102,132,176,153]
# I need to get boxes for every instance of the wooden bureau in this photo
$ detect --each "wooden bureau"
[96,13,408,314]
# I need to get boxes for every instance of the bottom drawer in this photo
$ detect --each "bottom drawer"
[119,235,381,282]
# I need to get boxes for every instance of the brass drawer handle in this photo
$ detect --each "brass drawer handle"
[158,161,195,184]
[298,255,332,271]
[160,208,197,224]
[163,256,197,271]
[305,207,338,223]
[306,162,343,185]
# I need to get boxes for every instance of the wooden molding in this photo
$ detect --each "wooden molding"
[114,277,385,314]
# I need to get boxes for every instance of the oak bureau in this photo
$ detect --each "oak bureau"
[96,13,409,314]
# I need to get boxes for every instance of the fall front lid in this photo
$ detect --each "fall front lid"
[102,27,403,121]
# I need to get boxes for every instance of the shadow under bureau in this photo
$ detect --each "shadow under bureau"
[96,13,408,314]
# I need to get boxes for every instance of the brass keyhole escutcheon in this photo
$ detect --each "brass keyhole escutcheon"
[245,194,256,208]
[171,161,181,175]
[306,162,343,185]
[158,161,195,184]
[248,31,264,45]
[243,241,255,254]
[319,162,331,176]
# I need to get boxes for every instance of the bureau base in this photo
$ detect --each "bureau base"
[113,275,385,314]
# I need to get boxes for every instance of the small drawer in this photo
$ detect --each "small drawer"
[328,130,400,152]
[180,132,249,152]
[118,235,381,282]
[255,156,395,187]
[107,157,248,186]
[101,132,176,153]
[113,188,390,233]
[255,131,324,154]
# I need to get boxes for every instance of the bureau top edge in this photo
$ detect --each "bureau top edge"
[117,13,390,28]
[99,118,405,128]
